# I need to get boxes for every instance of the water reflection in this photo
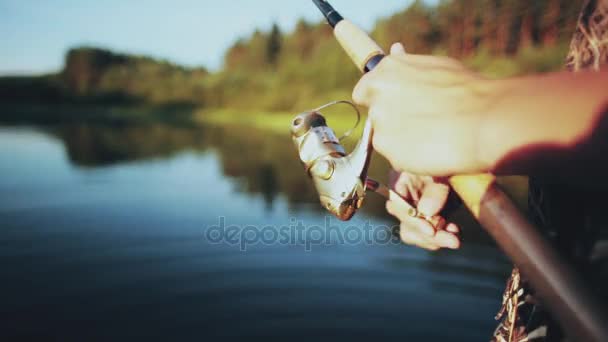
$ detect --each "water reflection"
[46,122,518,242]
[51,123,209,166]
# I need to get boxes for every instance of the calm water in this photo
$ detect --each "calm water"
[0,123,511,341]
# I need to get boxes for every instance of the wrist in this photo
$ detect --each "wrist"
[474,78,516,173]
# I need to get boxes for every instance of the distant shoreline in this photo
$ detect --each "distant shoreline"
[0,103,199,126]
[0,103,361,137]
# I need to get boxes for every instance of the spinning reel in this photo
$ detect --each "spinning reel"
[291,101,443,227]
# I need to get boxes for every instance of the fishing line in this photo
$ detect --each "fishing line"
[312,100,361,141]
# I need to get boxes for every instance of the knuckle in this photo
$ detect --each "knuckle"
[385,201,395,215]
[371,134,388,154]
[399,225,416,245]
[352,81,367,104]
[401,234,415,246]
[352,84,364,104]
[379,55,398,68]
[352,75,376,106]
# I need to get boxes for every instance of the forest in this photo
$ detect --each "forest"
[0,0,584,117]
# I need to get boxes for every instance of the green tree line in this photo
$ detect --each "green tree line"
[214,0,583,111]
[0,48,208,106]
[0,0,584,114]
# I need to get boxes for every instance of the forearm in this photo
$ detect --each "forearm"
[478,71,608,177]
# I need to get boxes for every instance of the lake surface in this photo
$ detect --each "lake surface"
[0,123,511,341]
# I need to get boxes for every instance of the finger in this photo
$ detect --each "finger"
[417,183,450,217]
[391,172,423,201]
[388,172,425,203]
[390,42,407,56]
[409,176,425,203]
[446,223,460,234]
[428,215,447,231]
[386,200,435,236]
[434,230,461,250]
[407,181,419,203]
[386,194,438,237]
[352,73,375,107]
[411,216,437,237]
[388,170,400,190]
[402,54,463,70]
[400,225,440,251]
[389,171,411,199]
[386,199,410,221]
[370,131,391,163]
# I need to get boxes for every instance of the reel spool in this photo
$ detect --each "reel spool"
[291,100,445,229]
[291,101,371,221]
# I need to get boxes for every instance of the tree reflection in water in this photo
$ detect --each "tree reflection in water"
[46,121,526,244]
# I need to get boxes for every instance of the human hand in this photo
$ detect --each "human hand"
[387,170,460,251]
[353,43,494,176]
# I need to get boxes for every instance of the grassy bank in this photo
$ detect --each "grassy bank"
[0,102,359,135]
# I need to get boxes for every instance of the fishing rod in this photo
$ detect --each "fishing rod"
[289,1,608,341]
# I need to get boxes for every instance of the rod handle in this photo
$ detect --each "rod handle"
[448,173,496,219]
[333,20,384,73]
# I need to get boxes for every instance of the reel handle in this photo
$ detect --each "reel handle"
[365,178,446,230]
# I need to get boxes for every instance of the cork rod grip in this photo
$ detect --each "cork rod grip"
[448,174,497,219]
[333,20,384,72]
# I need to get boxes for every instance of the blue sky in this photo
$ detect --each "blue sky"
[0,0,433,75]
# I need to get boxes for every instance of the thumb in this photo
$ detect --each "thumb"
[390,42,407,56]
[417,183,450,217]
[352,73,374,107]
